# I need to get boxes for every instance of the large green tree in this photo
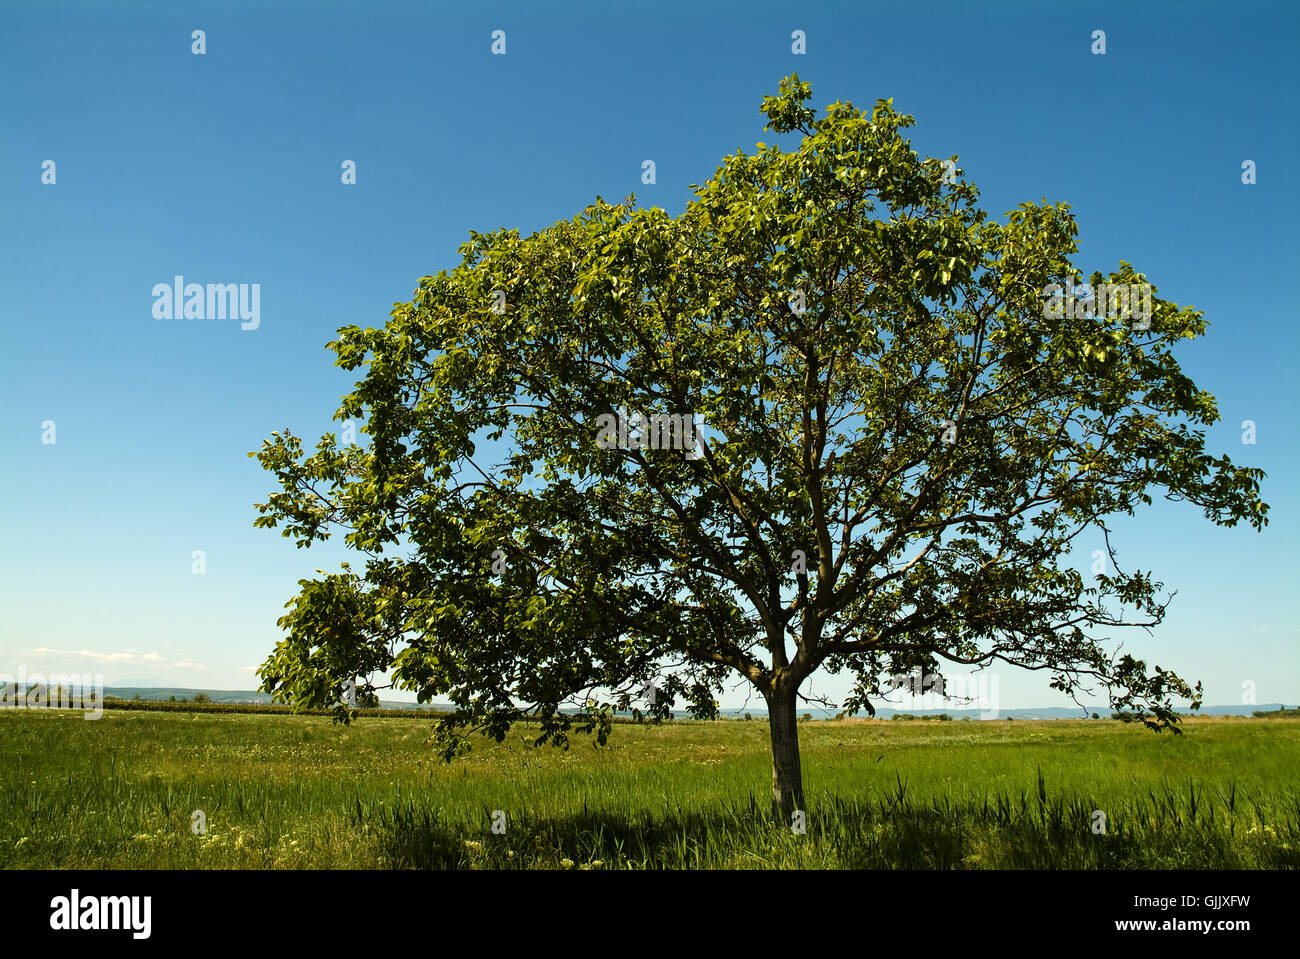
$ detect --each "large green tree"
[252,75,1267,818]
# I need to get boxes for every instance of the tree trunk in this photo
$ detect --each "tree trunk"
[766,687,805,822]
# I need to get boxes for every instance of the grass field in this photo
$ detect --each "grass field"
[2,709,1297,869]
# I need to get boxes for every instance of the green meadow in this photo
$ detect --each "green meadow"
[2,709,1296,869]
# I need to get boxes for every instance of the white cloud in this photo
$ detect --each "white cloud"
[22,648,169,665]
[20,649,216,672]
[9,648,266,690]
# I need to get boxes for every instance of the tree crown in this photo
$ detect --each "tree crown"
[252,74,1267,751]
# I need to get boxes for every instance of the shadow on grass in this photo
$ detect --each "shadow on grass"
[355,774,1300,870]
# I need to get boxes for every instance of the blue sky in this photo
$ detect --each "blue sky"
[2,0,1296,712]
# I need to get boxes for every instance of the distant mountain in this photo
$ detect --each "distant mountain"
[93,687,1291,720]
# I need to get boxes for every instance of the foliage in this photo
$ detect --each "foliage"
[250,74,1267,791]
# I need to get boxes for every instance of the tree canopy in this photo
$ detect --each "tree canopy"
[252,74,1268,815]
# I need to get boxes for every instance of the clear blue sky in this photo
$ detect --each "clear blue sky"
[2,0,1296,712]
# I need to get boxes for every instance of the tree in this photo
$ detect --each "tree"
[251,74,1267,819]
[193,693,212,704]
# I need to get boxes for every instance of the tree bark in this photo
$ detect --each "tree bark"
[765,686,805,822]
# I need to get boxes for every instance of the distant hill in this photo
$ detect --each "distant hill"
[106,687,275,704]
[101,687,442,710]
[96,688,1291,720]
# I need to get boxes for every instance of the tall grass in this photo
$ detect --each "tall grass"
[2,710,1295,868]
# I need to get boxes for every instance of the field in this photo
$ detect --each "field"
[2,709,1297,869]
